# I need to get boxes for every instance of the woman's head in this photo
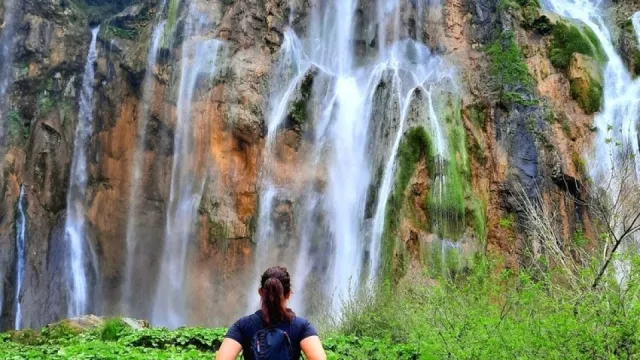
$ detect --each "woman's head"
[259,266,293,326]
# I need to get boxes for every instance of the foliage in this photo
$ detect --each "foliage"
[499,214,514,228]
[336,255,640,359]
[486,31,535,106]
[550,22,605,69]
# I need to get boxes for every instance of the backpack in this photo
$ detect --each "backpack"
[250,314,293,360]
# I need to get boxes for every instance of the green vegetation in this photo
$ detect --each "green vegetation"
[570,76,603,114]
[335,255,640,358]
[4,255,640,358]
[289,71,315,125]
[381,126,435,279]
[101,318,127,342]
[166,0,181,38]
[572,152,588,176]
[7,110,29,145]
[105,25,138,40]
[550,22,605,69]
[37,91,55,114]
[486,31,535,106]
[499,213,515,228]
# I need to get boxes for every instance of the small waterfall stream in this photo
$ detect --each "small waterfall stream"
[64,27,100,317]
[14,185,26,330]
[152,5,221,327]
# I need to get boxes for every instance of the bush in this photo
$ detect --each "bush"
[101,318,127,341]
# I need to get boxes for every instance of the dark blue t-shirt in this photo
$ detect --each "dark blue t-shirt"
[225,310,318,360]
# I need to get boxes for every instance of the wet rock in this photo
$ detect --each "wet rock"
[568,53,602,114]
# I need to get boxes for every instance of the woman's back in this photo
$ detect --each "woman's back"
[225,310,317,360]
[215,266,326,360]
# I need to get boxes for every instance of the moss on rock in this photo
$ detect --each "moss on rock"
[549,21,605,69]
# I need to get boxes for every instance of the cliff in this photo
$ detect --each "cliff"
[0,0,624,329]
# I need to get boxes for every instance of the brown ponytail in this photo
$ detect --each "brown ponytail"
[260,266,294,326]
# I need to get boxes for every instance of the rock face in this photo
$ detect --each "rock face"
[0,0,607,329]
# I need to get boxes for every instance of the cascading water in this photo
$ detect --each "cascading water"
[543,0,640,180]
[64,27,100,317]
[253,0,455,315]
[152,5,221,327]
[14,185,26,330]
[121,11,167,316]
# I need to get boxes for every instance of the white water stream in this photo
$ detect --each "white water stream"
[122,5,168,315]
[64,27,100,317]
[14,185,26,330]
[152,5,221,327]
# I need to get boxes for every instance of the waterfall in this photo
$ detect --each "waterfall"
[122,11,167,315]
[14,185,26,330]
[64,27,100,317]
[152,6,221,327]
[253,0,455,316]
[0,0,19,149]
[544,0,640,180]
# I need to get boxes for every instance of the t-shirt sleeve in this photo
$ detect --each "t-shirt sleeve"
[300,319,318,340]
[225,318,245,343]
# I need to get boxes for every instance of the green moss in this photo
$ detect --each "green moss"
[550,22,605,69]
[486,31,534,105]
[426,98,468,240]
[165,0,181,37]
[570,76,602,114]
[381,126,435,280]
[289,72,314,125]
[469,198,488,243]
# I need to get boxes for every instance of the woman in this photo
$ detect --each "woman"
[216,266,326,360]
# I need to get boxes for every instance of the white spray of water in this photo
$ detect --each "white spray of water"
[544,0,640,177]
[14,185,26,330]
[64,27,100,317]
[253,0,455,316]
[122,14,167,315]
[152,6,221,327]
